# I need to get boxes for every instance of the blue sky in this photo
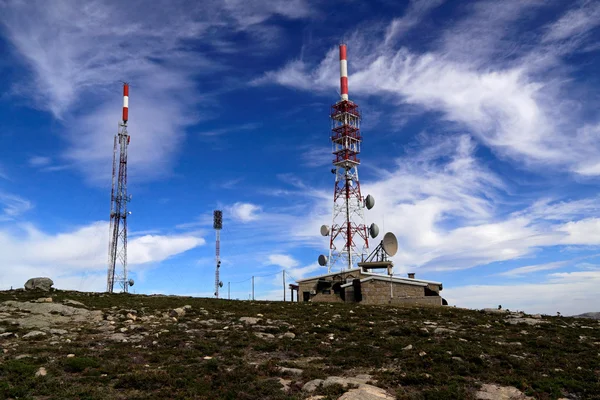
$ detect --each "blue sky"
[1,0,600,315]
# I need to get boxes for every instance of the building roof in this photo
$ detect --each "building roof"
[340,275,429,288]
[361,271,442,286]
[295,268,442,287]
[295,268,362,283]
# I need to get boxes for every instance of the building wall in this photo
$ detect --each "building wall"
[361,280,433,305]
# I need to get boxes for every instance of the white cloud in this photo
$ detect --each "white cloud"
[445,269,600,315]
[0,0,313,183]
[0,221,204,290]
[230,202,261,222]
[258,2,600,176]
[542,1,600,43]
[267,254,299,269]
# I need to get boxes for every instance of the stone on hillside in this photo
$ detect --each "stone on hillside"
[531,314,542,319]
[67,354,75,358]
[49,329,68,335]
[24,278,54,291]
[476,383,534,399]
[338,385,395,400]
[63,299,86,307]
[0,301,103,329]
[434,327,456,335]
[281,332,296,339]
[240,317,260,325]
[35,367,47,377]
[126,313,137,321]
[35,297,52,303]
[403,344,413,351]
[0,332,15,338]
[506,317,548,326]
[183,305,192,311]
[278,378,291,392]
[23,331,46,339]
[255,332,275,339]
[303,376,381,393]
[169,308,185,318]
[278,366,304,376]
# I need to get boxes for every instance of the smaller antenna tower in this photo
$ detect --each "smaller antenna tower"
[214,210,223,298]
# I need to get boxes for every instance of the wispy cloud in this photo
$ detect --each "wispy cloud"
[0,0,313,183]
[385,0,445,45]
[0,193,32,220]
[257,2,600,177]
[28,156,51,167]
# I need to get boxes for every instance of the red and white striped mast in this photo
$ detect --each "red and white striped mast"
[107,83,133,293]
[319,44,375,273]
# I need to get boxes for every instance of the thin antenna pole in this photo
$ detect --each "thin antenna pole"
[283,270,286,302]
[228,282,230,300]
[252,276,255,301]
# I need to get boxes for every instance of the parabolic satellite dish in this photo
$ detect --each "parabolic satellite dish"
[318,254,328,266]
[369,223,379,238]
[382,232,398,257]
[365,194,375,210]
[320,225,330,236]
[128,279,135,287]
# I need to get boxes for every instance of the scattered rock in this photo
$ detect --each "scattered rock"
[24,277,54,291]
[15,354,31,360]
[126,313,137,321]
[338,385,395,399]
[0,300,103,329]
[452,357,464,362]
[49,329,68,335]
[531,314,542,319]
[506,317,548,326]
[278,378,291,392]
[254,332,275,339]
[281,332,296,339]
[63,299,86,307]
[23,330,47,339]
[303,376,381,393]
[169,308,185,318]
[35,297,53,303]
[434,327,456,335]
[419,351,427,357]
[67,354,75,358]
[183,305,192,311]
[35,367,47,377]
[403,344,413,351]
[476,383,534,399]
[0,332,15,338]
[278,366,304,376]
[240,317,260,325]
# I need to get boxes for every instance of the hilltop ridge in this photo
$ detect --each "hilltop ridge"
[0,289,599,399]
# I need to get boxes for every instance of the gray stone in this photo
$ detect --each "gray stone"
[169,308,185,318]
[338,385,395,400]
[35,297,53,303]
[35,367,47,377]
[278,378,291,392]
[281,332,296,339]
[24,277,54,291]
[254,332,275,339]
[49,329,68,335]
[434,327,456,335]
[506,317,548,326]
[303,376,380,393]
[0,301,103,329]
[15,354,32,360]
[278,366,304,376]
[475,383,534,399]
[62,299,86,307]
[23,330,46,339]
[0,332,14,338]
[403,344,413,350]
[240,317,260,325]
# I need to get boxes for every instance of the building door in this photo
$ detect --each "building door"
[303,292,310,302]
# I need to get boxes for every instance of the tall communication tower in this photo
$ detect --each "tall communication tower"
[107,83,133,293]
[213,210,223,298]
[319,44,376,273]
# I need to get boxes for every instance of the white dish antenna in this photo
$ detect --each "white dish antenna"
[369,223,379,238]
[382,232,398,257]
[365,194,375,210]
[318,254,328,266]
[320,225,330,236]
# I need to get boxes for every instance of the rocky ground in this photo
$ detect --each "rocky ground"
[0,289,599,399]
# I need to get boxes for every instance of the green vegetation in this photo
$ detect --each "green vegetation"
[0,289,599,399]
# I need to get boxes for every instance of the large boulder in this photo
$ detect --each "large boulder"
[24,278,54,291]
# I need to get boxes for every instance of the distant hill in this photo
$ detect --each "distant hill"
[571,312,600,320]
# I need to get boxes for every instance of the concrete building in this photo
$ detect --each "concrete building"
[295,269,445,306]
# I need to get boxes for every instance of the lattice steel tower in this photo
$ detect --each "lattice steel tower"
[107,83,132,293]
[214,210,223,298]
[320,44,375,273]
